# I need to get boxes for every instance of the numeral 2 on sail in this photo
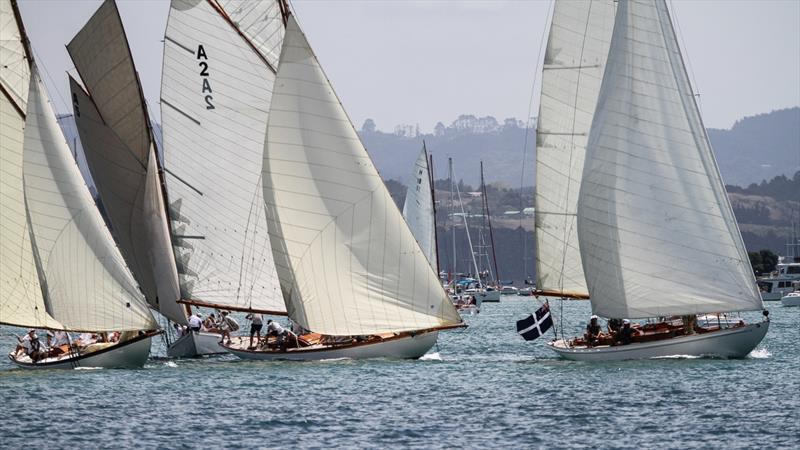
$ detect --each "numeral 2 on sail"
[197,45,214,110]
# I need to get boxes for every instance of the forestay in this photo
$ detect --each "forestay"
[68,0,185,324]
[402,146,437,271]
[23,68,156,331]
[534,0,615,298]
[161,0,285,313]
[262,17,462,336]
[0,0,62,329]
[577,0,762,318]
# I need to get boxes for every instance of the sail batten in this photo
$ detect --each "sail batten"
[534,0,616,297]
[262,16,461,336]
[577,0,762,318]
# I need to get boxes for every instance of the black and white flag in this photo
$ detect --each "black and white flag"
[516,304,553,341]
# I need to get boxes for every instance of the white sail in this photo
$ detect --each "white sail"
[23,68,156,331]
[262,16,462,336]
[402,146,437,271]
[0,0,62,329]
[534,0,616,297]
[68,1,186,324]
[160,0,285,313]
[0,0,28,110]
[577,0,762,318]
[216,0,285,71]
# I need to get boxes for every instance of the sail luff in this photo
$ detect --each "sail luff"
[577,0,762,318]
[160,0,286,314]
[262,15,461,335]
[534,0,616,297]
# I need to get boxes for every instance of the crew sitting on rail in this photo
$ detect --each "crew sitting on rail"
[584,315,602,347]
[15,329,47,362]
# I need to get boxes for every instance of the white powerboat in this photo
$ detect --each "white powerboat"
[758,256,800,301]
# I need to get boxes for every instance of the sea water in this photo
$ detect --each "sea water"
[1,299,797,448]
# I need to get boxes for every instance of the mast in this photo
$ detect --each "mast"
[426,143,440,276]
[481,161,500,282]
[449,157,456,279]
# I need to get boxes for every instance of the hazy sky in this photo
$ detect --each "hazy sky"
[18,0,800,132]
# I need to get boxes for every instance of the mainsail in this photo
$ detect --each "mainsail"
[577,0,762,318]
[534,0,615,298]
[402,145,437,272]
[67,0,185,324]
[262,16,462,336]
[160,0,286,314]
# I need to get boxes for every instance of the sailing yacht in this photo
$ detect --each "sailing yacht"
[223,8,463,361]
[2,0,158,369]
[159,0,290,356]
[539,0,768,361]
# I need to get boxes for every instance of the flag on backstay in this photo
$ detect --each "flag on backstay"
[517,304,553,341]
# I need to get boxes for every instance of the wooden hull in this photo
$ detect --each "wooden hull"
[167,331,226,358]
[7,332,155,370]
[547,321,769,362]
[225,330,439,361]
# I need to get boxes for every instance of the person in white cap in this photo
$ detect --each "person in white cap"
[584,315,603,347]
[616,319,637,346]
[16,329,46,361]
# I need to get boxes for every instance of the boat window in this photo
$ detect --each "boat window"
[758,282,772,293]
[787,266,800,274]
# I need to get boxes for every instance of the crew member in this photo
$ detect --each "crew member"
[584,315,602,347]
[246,313,264,349]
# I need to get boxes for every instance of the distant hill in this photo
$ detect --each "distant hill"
[361,108,800,188]
[709,108,800,187]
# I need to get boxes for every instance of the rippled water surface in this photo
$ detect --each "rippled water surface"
[1,299,798,448]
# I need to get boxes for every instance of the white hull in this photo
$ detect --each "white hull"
[547,322,769,362]
[167,331,226,358]
[781,293,800,307]
[226,331,438,361]
[8,333,154,370]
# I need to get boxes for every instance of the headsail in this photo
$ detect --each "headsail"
[262,16,462,336]
[68,0,185,324]
[23,67,156,331]
[0,0,62,329]
[402,145,437,272]
[160,0,286,314]
[534,0,615,298]
[577,0,762,318]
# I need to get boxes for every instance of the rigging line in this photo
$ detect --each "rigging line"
[519,0,554,281]
[667,0,703,113]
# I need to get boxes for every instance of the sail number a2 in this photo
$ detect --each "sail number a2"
[197,45,214,110]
